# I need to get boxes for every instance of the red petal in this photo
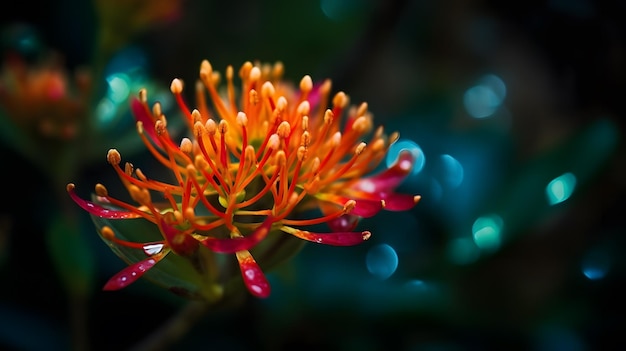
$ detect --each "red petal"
[131,97,161,147]
[381,193,421,211]
[354,150,414,193]
[236,251,271,298]
[159,218,199,256]
[67,185,142,219]
[318,194,383,217]
[103,256,159,290]
[200,216,274,253]
[281,225,371,246]
[327,214,359,232]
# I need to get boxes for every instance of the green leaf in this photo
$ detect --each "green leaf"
[46,213,96,297]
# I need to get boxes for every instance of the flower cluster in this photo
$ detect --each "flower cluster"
[67,60,419,299]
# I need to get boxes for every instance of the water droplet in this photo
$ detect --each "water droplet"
[366,244,398,280]
[143,243,164,256]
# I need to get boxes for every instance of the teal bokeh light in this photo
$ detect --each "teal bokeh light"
[386,139,425,175]
[106,73,131,104]
[546,172,577,205]
[446,237,480,265]
[463,74,506,118]
[439,154,464,188]
[581,248,611,280]
[366,244,398,280]
[472,214,503,251]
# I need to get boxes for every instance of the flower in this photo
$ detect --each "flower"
[0,52,91,140]
[67,60,420,300]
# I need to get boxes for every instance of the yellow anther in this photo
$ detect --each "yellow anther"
[301,131,310,147]
[300,75,313,93]
[355,142,367,155]
[343,200,356,213]
[249,66,261,82]
[135,168,148,181]
[155,120,166,135]
[200,60,213,79]
[302,116,309,131]
[277,121,291,138]
[244,145,256,164]
[236,112,248,127]
[94,183,108,197]
[356,102,368,117]
[297,101,310,117]
[323,109,334,124]
[267,134,280,150]
[261,81,275,98]
[297,146,307,161]
[249,89,259,105]
[138,89,147,103]
[152,102,162,117]
[191,109,202,123]
[180,138,193,153]
[276,96,287,112]
[107,149,121,165]
[101,226,116,241]
[333,91,348,109]
[193,121,205,138]
[205,119,217,135]
[170,78,183,94]
[218,120,228,134]
[362,231,372,240]
[275,150,287,167]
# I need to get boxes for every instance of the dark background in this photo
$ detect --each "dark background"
[1,0,624,350]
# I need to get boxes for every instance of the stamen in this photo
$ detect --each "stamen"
[107,149,121,165]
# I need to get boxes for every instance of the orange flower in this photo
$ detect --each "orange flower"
[67,60,419,299]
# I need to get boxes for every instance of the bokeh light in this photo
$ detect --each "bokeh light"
[472,214,503,252]
[446,237,480,265]
[438,154,464,188]
[366,244,398,280]
[463,74,506,118]
[546,172,577,205]
[386,139,425,175]
[581,247,611,280]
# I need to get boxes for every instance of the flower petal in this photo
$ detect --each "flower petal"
[236,250,270,298]
[66,184,142,219]
[281,225,371,246]
[159,218,199,256]
[353,150,414,193]
[131,97,161,147]
[381,193,421,211]
[317,194,383,218]
[200,215,274,253]
[103,255,160,290]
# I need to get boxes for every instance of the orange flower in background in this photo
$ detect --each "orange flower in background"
[0,53,91,140]
[67,60,420,299]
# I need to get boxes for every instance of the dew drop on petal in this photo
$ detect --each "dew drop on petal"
[366,244,398,280]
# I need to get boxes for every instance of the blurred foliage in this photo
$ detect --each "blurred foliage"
[1,0,625,350]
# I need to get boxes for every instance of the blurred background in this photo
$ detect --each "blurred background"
[1,0,624,350]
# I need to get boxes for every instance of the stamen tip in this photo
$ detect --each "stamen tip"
[362,231,372,241]
[107,149,121,165]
